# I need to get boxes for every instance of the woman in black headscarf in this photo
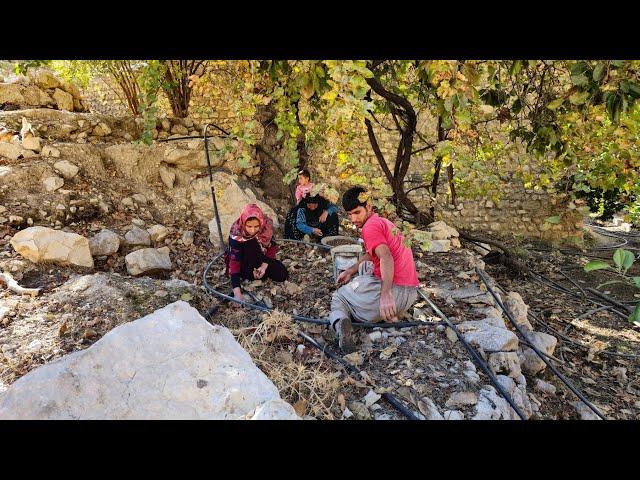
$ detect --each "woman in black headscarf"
[284,193,339,242]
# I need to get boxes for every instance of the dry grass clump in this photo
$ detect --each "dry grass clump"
[233,309,341,419]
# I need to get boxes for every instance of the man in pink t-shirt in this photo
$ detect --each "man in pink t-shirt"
[329,186,419,352]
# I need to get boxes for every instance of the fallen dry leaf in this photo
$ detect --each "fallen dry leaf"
[293,399,308,417]
[343,351,364,367]
[379,345,398,360]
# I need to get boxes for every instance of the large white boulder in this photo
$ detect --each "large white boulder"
[0,301,299,419]
[10,226,94,268]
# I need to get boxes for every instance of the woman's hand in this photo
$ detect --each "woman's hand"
[253,262,269,279]
[312,227,323,237]
[319,210,328,223]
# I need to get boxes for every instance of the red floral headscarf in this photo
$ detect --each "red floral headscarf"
[229,203,274,251]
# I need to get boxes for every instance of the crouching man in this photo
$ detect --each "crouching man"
[330,186,419,352]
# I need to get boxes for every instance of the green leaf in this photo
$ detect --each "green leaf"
[632,277,640,289]
[611,60,625,68]
[180,293,192,301]
[570,74,589,87]
[628,304,640,324]
[545,215,562,224]
[584,260,610,272]
[547,98,564,110]
[622,250,635,272]
[569,91,589,105]
[592,63,605,82]
[613,248,626,269]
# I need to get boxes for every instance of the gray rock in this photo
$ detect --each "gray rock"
[363,390,381,408]
[92,122,112,137]
[368,331,382,342]
[125,248,172,276]
[132,194,148,205]
[159,165,176,189]
[42,176,64,192]
[419,396,444,420]
[89,229,120,256]
[147,224,169,243]
[520,331,558,375]
[181,231,194,246]
[41,145,61,158]
[428,240,451,253]
[571,401,602,421]
[53,160,79,179]
[125,227,151,247]
[348,401,372,420]
[443,410,465,420]
[533,378,557,396]
[445,391,478,408]
[488,351,522,378]
[458,321,519,352]
[503,292,534,331]
[0,301,299,419]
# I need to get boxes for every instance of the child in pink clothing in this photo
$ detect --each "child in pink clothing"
[294,169,313,204]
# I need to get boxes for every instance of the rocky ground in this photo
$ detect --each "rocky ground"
[1,69,637,419]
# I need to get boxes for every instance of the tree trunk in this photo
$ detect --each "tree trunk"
[255,102,295,203]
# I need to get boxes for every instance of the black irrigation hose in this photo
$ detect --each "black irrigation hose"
[476,267,607,420]
[296,330,420,420]
[201,245,434,329]
[529,271,630,321]
[417,290,527,420]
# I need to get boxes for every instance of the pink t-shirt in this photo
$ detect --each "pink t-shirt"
[295,183,313,203]
[361,213,419,287]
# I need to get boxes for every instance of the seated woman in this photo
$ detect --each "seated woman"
[225,204,288,303]
[284,193,339,242]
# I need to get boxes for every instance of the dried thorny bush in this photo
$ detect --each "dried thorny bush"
[232,310,341,419]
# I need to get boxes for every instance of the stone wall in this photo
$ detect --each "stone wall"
[78,70,583,241]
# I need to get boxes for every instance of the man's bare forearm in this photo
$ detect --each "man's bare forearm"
[379,250,394,293]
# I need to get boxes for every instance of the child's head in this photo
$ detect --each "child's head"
[297,169,311,186]
[244,216,261,236]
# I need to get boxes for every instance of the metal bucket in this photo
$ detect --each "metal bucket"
[330,243,363,281]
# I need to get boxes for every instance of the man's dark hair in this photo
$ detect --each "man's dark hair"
[298,168,311,180]
[342,186,367,211]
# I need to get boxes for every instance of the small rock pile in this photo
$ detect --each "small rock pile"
[154,116,202,140]
[427,266,558,419]
[420,221,462,253]
[0,70,89,112]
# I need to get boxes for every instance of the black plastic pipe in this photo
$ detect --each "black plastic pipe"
[475,267,607,420]
[417,290,527,420]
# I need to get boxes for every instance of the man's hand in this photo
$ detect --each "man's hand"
[379,289,398,322]
[253,263,268,279]
[336,268,355,286]
[312,227,323,237]
[319,210,329,223]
